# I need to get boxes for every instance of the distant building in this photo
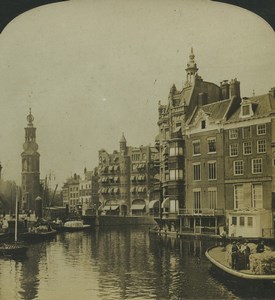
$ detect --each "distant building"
[21,109,41,211]
[98,134,159,216]
[62,168,99,214]
[79,167,99,216]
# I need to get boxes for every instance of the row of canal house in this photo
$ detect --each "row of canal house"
[97,135,160,216]
[156,48,275,238]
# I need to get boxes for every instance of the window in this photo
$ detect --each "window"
[193,140,201,155]
[208,188,217,209]
[208,138,216,153]
[257,124,266,135]
[257,140,266,153]
[242,126,252,139]
[232,216,237,225]
[234,185,244,209]
[201,120,206,129]
[242,105,250,116]
[252,158,262,174]
[169,169,184,180]
[229,129,238,139]
[247,217,253,227]
[252,184,263,208]
[243,141,252,155]
[230,143,238,157]
[240,216,245,226]
[193,190,201,212]
[234,160,244,175]
[169,142,183,156]
[208,162,217,180]
[193,163,201,181]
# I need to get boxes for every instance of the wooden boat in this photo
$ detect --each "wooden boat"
[0,196,28,257]
[20,225,57,241]
[62,220,91,232]
[205,245,275,283]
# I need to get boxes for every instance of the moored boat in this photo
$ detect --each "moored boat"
[0,243,28,256]
[63,220,91,232]
[20,225,57,241]
[0,195,28,257]
[205,245,275,283]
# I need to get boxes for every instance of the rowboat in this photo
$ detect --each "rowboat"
[205,245,275,283]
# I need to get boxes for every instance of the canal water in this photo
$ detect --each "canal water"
[0,226,274,300]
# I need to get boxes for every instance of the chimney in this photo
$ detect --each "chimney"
[269,87,275,98]
[229,78,240,99]
[220,80,229,100]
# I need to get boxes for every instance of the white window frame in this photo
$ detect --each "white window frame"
[243,141,252,155]
[257,124,266,135]
[252,184,263,208]
[252,158,263,174]
[207,138,216,153]
[229,143,238,157]
[193,163,201,181]
[257,140,266,154]
[208,188,217,210]
[208,161,217,180]
[192,140,201,156]
[229,129,238,140]
[193,189,201,212]
[234,160,244,175]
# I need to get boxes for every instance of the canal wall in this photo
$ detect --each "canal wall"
[95,215,157,227]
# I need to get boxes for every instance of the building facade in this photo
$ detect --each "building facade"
[98,134,159,216]
[21,109,41,211]
[157,49,275,238]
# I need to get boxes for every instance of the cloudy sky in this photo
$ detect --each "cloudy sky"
[0,0,275,187]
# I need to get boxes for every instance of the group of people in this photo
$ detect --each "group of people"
[231,239,265,270]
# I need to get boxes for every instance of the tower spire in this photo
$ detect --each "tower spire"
[185,47,199,86]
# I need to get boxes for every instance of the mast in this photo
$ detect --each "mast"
[15,188,18,243]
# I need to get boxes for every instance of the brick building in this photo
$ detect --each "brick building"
[98,134,159,216]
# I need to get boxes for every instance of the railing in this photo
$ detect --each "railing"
[178,208,224,216]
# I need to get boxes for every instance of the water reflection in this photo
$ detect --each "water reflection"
[0,227,273,299]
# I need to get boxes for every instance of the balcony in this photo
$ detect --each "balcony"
[178,208,224,216]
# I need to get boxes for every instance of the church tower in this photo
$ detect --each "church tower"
[185,47,199,86]
[21,109,41,211]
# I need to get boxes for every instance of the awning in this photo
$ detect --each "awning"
[161,198,170,208]
[130,187,136,193]
[149,200,159,209]
[113,165,119,171]
[108,166,114,172]
[131,204,145,210]
[130,175,136,181]
[113,187,119,194]
[103,205,119,211]
[114,176,119,182]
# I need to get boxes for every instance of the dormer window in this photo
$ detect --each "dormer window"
[242,105,250,116]
[240,101,254,118]
[201,120,206,129]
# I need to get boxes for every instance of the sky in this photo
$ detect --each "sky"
[0,0,275,188]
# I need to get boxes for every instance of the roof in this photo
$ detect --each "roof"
[226,94,274,123]
[187,98,232,125]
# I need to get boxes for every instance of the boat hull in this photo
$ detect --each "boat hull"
[205,246,275,283]
[63,225,91,232]
[0,244,28,256]
[20,230,57,241]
